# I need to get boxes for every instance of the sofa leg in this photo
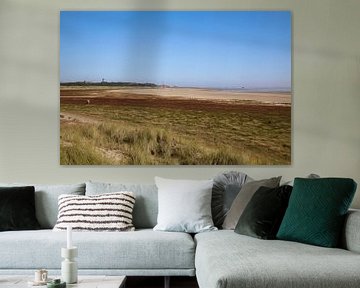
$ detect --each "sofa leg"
[164,276,170,288]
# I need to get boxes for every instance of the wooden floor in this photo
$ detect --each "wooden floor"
[126,276,199,288]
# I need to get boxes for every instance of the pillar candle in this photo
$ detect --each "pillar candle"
[67,225,72,249]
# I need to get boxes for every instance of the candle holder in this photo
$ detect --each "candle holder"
[61,247,78,284]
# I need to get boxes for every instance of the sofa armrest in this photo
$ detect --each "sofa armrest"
[342,209,360,253]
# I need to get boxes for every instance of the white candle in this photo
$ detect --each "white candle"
[67,225,72,249]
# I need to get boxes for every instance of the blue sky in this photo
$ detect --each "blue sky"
[60,11,291,90]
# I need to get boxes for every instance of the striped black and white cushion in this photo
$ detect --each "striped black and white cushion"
[53,192,136,231]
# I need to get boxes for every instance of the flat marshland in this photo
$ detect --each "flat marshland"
[60,86,291,165]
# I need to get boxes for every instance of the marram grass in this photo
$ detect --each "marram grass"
[60,122,261,165]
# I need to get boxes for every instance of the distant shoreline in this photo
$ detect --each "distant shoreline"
[60,82,291,94]
[60,85,291,106]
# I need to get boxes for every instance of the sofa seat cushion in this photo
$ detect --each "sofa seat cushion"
[195,230,360,288]
[0,229,195,270]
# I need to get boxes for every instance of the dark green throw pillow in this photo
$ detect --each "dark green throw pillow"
[276,178,357,247]
[0,186,41,231]
[235,185,292,239]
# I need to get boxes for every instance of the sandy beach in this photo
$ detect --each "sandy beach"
[61,86,291,106]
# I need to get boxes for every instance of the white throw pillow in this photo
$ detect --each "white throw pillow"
[53,192,135,232]
[153,177,217,233]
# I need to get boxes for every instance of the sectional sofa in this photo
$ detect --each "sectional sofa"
[0,180,360,288]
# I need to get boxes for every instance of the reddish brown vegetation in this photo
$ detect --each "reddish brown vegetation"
[60,89,290,114]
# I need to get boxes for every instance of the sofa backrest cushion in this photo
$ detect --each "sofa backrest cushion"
[86,181,158,229]
[342,209,360,253]
[0,183,86,229]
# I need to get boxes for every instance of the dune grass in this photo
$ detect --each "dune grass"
[60,122,258,165]
[60,102,291,165]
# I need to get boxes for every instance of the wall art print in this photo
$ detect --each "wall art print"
[60,11,291,165]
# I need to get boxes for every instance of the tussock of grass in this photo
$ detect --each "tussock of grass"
[60,143,110,165]
[205,149,248,165]
[60,122,261,165]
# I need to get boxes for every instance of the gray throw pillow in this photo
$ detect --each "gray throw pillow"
[212,171,250,228]
[222,176,281,230]
[153,177,217,233]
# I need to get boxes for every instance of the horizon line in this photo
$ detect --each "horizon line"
[60,81,291,92]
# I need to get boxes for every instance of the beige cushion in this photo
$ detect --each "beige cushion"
[222,177,281,230]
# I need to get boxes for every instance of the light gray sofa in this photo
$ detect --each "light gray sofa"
[0,181,360,288]
[0,181,195,280]
[195,212,360,288]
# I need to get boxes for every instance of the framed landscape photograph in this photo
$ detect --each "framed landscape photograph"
[60,11,291,165]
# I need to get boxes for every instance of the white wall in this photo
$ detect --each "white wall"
[0,0,359,207]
